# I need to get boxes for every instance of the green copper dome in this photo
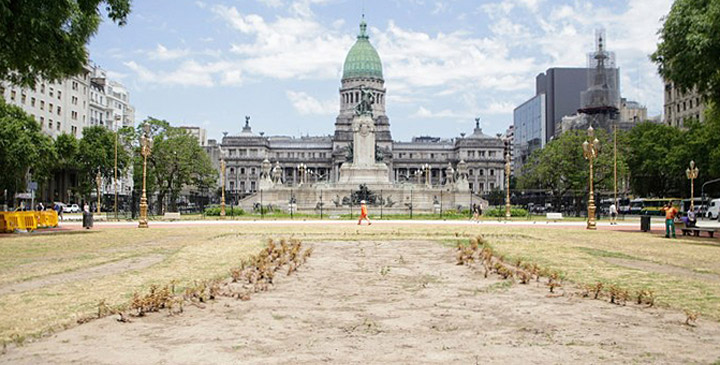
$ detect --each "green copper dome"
[342,19,383,81]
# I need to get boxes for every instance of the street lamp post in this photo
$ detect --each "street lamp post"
[686,161,699,211]
[220,150,226,217]
[422,163,431,186]
[114,128,119,220]
[613,122,618,208]
[138,123,152,228]
[504,139,511,219]
[96,170,102,214]
[582,126,601,230]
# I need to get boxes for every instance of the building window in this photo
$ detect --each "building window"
[71,126,77,136]
[40,100,44,110]
[48,119,52,129]
[31,97,36,107]
[72,81,78,91]
[251,168,256,175]
[479,169,484,176]
[57,90,61,100]
[72,96,78,105]
[490,169,495,176]
[49,103,53,111]
[490,183,495,189]
[57,106,61,115]
[20,93,26,104]
[240,168,245,175]
[49,87,53,97]
[57,122,61,130]
[10,90,15,101]
[40,84,45,93]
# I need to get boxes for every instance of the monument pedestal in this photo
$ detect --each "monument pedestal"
[338,163,389,185]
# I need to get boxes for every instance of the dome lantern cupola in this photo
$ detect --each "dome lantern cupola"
[342,17,383,81]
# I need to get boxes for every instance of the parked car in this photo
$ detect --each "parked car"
[707,199,720,220]
[63,204,80,213]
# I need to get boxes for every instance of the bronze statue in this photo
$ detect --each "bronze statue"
[354,85,375,117]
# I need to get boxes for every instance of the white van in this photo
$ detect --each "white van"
[707,199,720,220]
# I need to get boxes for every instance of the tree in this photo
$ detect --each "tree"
[517,128,624,210]
[651,0,720,102]
[135,118,216,214]
[0,0,131,87]
[626,122,685,197]
[76,126,131,199]
[0,101,55,204]
[625,117,720,198]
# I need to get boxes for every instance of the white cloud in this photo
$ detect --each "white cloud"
[124,60,238,87]
[286,91,336,115]
[257,0,283,8]
[147,44,190,61]
[213,5,351,80]
[411,106,470,119]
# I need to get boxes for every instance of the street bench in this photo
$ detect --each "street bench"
[163,212,181,220]
[546,212,563,221]
[681,227,718,238]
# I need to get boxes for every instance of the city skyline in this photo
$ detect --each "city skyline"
[88,0,671,141]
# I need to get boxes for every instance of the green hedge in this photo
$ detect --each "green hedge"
[483,206,528,217]
[204,206,245,216]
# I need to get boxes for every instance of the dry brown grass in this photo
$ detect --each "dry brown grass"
[1,223,719,344]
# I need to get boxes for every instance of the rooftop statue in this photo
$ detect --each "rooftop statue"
[354,85,375,117]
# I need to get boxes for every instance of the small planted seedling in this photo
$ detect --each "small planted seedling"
[685,309,699,326]
[592,282,604,299]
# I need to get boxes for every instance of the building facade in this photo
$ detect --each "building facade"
[663,82,706,127]
[180,126,208,147]
[513,94,545,172]
[1,63,135,203]
[2,65,92,139]
[214,18,506,201]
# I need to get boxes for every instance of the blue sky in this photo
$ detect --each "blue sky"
[88,0,672,141]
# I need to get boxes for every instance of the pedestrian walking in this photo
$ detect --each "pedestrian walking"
[609,203,618,225]
[53,202,63,221]
[660,202,678,238]
[82,202,93,229]
[357,200,371,226]
[471,204,479,222]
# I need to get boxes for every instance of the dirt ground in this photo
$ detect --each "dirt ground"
[4,240,720,364]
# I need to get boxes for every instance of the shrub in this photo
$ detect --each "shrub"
[483,206,528,217]
[204,206,245,216]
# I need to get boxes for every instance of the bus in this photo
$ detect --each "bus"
[630,198,683,216]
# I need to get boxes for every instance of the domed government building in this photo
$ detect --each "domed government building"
[210,17,506,208]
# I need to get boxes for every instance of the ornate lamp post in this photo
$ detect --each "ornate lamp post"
[220,149,226,217]
[422,163,431,186]
[582,126,601,230]
[613,122,618,209]
[686,161,699,211]
[138,123,152,228]
[96,170,102,214]
[297,163,307,185]
[504,139,511,219]
[114,126,119,220]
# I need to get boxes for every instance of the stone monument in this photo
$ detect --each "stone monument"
[338,85,390,185]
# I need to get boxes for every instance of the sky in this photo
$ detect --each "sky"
[88,0,673,142]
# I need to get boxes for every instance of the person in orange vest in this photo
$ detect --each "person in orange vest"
[358,200,371,226]
[660,201,678,239]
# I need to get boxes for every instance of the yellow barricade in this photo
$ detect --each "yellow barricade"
[40,210,59,228]
[16,212,38,232]
[0,212,7,232]
[0,212,19,233]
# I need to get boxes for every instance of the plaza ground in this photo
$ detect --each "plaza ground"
[1,222,720,363]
